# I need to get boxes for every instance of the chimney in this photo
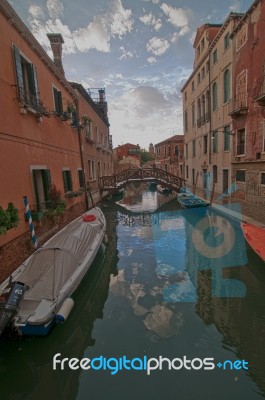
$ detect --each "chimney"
[47,33,65,76]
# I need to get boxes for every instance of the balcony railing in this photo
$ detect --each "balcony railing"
[228,98,248,117]
[18,86,48,115]
[253,75,265,105]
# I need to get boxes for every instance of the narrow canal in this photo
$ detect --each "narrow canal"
[1,182,265,400]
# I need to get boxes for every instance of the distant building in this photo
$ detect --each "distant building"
[154,135,184,177]
[149,143,155,155]
[113,143,141,173]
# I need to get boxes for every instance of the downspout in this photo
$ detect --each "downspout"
[75,98,90,210]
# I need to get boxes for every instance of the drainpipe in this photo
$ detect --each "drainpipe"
[75,99,90,210]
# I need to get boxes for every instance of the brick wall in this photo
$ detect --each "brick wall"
[0,201,86,284]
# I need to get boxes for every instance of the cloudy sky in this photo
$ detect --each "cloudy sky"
[10,0,253,149]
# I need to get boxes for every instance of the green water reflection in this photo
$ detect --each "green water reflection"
[1,183,265,400]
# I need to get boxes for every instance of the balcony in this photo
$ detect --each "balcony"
[96,141,102,149]
[18,86,48,116]
[228,99,248,118]
[253,75,265,106]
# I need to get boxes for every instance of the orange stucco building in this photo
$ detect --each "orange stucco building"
[0,0,112,257]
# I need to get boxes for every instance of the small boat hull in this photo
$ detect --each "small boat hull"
[177,193,209,208]
[241,222,265,262]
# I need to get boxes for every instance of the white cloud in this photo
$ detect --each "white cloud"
[139,12,162,31]
[73,16,110,53]
[27,0,133,55]
[118,46,134,60]
[147,56,157,64]
[28,5,45,20]
[146,36,170,56]
[47,0,64,18]
[110,0,134,37]
[160,3,192,41]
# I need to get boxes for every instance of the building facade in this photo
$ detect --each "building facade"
[182,15,243,196]
[230,0,265,204]
[113,143,141,173]
[0,0,112,260]
[154,135,184,177]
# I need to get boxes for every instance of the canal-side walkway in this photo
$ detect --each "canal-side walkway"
[190,186,265,226]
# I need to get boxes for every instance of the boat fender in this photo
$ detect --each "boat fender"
[83,214,96,222]
[55,298,74,324]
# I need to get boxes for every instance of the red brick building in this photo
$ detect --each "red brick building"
[113,143,141,173]
[230,0,265,204]
[154,135,184,177]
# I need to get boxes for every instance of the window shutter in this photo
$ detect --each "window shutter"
[13,45,24,100]
[26,63,36,96]
[58,91,63,115]
[42,169,51,201]
[32,170,40,209]
[62,171,68,192]
[67,171,72,191]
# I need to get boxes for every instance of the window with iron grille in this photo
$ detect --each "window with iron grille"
[13,45,41,111]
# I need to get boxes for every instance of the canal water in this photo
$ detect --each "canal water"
[1,182,265,400]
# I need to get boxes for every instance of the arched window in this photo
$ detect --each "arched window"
[224,69,230,103]
[212,82,218,111]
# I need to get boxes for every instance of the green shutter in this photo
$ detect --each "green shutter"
[13,45,24,100]
[58,91,63,115]
[62,171,68,192]
[42,169,51,201]
[32,170,40,209]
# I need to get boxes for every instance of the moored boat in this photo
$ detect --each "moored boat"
[157,184,172,195]
[241,222,265,262]
[177,193,209,208]
[0,207,106,336]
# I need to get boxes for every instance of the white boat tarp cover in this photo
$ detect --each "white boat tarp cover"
[18,217,103,301]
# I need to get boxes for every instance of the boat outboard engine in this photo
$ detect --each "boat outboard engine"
[0,282,27,336]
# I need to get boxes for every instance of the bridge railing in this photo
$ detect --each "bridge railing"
[100,166,185,190]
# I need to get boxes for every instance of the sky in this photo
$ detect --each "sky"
[9,0,253,149]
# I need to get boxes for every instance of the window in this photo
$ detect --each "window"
[192,81,195,91]
[201,38,205,51]
[184,91,187,101]
[32,168,51,209]
[95,126,99,142]
[175,145,179,156]
[224,69,230,103]
[201,66,205,79]
[212,82,218,111]
[192,169,195,185]
[202,95,206,123]
[186,166,189,179]
[212,131,218,153]
[53,86,63,115]
[197,73,201,84]
[184,111,188,132]
[224,32,230,50]
[84,119,93,140]
[261,173,265,185]
[237,128,245,155]
[213,165,218,184]
[192,103,195,126]
[88,160,96,181]
[236,170,246,182]
[13,45,41,110]
[62,170,72,192]
[192,140,196,157]
[224,125,230,151]
[185,143,188,158]
[197,99,201,125]
[78,169,85,189]
[203,135,208,154]
[206,61,209,74]
[213,49,218,64]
